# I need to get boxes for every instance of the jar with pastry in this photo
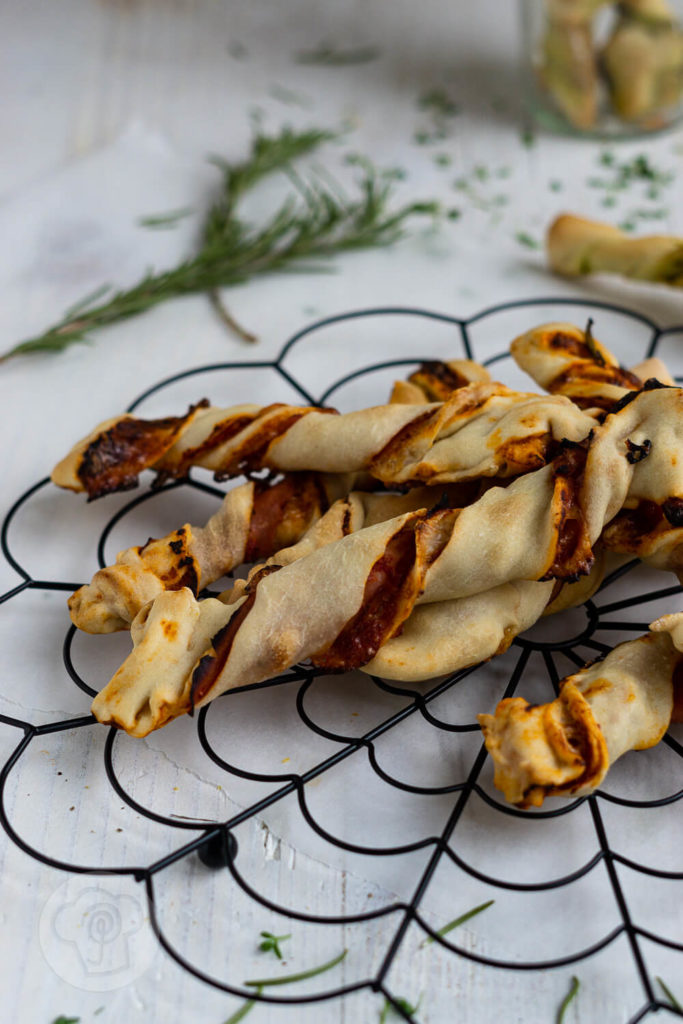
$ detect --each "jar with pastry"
[520,0,683,135]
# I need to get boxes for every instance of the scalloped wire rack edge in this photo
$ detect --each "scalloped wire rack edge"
[2,298,683,1024]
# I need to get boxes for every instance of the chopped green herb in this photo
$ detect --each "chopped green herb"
[227,40,248,60]
[657,977,683,1013]
[496,166,512,179]
[549,179,563,192]
[418,88,459,118]
[222,988,262,1024]
[601,195,617,208]
[556,976,580,1024]
[447,208,462,220]
[421,898,494,947]
[619,220,637,233]
[473,165,489,182]
[588,153,674,199]
[632,207,667,220]
[51,1018,80,1024]
[259,930,291,959]
[294,44,381,65]
[379,994,422,1022]
[414,87,459,146]
[94,1011,105,1018]
[515,231,541,249]
[267,83,313,109]
[245,948,347,987]
[434,153,452,168]
[137,207,194,229]
[3,126,439,362]
[521,128,536,147]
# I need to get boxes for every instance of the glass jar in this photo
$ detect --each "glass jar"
[520,0,683,137]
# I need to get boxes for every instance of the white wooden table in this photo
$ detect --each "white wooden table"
[1,3,682,1023]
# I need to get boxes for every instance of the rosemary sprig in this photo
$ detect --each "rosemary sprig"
[2,126,438,364]
[556,976,580,1024]
[420,898,494,947]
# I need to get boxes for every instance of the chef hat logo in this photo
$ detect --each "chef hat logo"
[53,887,142,975]
[40,878,156,991]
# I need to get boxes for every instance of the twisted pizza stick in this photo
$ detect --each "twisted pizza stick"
[67,359,488,634]
[547,214,683,288]
[538,1,605,130]
[388,357,490,404]
[91,444,602,735]
[603,0,683,124]
[97,373,683,739]
[52,381,597,499]
[222,473,608,676]
[581,383,683,575]
[68,471,354,634]
[478,614,683,807]
[510,321,648,411]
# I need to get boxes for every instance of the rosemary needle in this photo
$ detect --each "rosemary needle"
[420,898,494,947]
[556,976,580,1024]
[245,947,347,987]
[222,987,262,1024]
[2,126,438,363]
[657,977,683,1013]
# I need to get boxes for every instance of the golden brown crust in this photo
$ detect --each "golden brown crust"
[479,631,678,807]
[53,382,596,497]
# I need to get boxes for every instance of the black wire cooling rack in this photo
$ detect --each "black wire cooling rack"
[2,298,683,1023]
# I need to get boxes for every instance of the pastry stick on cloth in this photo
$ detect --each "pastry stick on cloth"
[547,214,683,288]
[478,613,683,808]
[91,444,598,736]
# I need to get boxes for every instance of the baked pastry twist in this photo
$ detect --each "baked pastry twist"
[90,373,683,736]
[68,472,352,633]
[478,616,683,807]
[582,383,683,574]
[547,214,683,287]
[52,382,596,499]
[67,359,487,633]
[511,321,645,410]
[90,441,601,735]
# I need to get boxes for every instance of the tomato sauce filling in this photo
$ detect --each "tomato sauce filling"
[245,473,327,561]
[313,523,418,671]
